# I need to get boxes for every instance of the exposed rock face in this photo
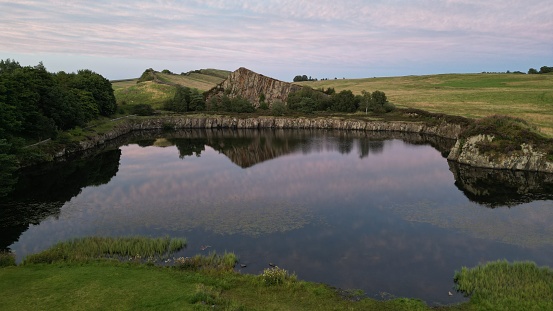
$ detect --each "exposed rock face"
[447,135,553,172]
[204,67,302,107]
[46,115,553,173]
[55,115,461,158]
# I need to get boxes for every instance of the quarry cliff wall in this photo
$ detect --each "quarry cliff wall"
[50,116,553,173]
[204,67,302,107]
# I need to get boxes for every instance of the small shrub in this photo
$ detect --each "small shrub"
[383,102,396,113]
[271,100,286,116]
[131,104,155,116]
[258,101,269,110]
[261,266,297,286]
[230,96,255,113]
[0,251,16,267]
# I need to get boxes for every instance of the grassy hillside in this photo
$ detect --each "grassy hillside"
[112,69,230,110]
[111,70,553,137]
[298,73,553,136]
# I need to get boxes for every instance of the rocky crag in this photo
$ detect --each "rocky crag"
[204,67,302,108]
[447,134,553,172]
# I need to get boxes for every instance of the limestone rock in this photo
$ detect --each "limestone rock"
[46,115,553,173]
[447,135,553,172]
[204,67,303,107]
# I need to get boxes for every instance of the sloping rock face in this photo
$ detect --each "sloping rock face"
[447,135,553,172]
[204,67,302,107]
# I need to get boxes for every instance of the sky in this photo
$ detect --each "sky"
[1,0,552,81]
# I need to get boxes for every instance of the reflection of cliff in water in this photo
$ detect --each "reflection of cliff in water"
[123,128,455,168]
[0,129,458,250]
[448,161,553,207]
[0,149,121,250]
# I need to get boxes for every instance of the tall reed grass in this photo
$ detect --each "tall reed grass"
[174,251,237,272]
[23,236,187,264]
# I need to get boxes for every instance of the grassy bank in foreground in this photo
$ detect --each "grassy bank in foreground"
[2,237,553,310]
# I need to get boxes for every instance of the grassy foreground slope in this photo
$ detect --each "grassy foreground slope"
[299,73,553,136]
[0,263,435,311]
[3,238,553,310]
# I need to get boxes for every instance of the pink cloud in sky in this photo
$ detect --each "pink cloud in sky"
[0,0,551,80]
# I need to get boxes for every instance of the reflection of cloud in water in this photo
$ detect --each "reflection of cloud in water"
[55,141,453,236]
[389,200,553,248]
[61,199,315,237]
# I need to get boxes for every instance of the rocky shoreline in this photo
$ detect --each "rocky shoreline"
[54,115,553,173]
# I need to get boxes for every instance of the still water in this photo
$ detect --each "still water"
[3,129,553,305]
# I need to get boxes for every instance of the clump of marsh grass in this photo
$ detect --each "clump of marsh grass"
[454,260,553,310]
[261,266,297,286]
[23,236,187,264]
[0,251,16,267]
[174,251,237,272]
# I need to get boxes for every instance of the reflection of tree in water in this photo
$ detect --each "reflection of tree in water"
[169,138,207,158]
[134,139,157,148]
[448,162,553,208]
[358,138,384,159]
[336,134,354,154]
[1,149,121,250]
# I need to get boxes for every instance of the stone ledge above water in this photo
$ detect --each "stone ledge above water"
[54,115,553,173]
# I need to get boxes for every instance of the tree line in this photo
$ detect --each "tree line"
[0,59,116,144]
[0,58,117,196]
[293,75,318,82]
[528,66,553,74]
[286,87,394,114]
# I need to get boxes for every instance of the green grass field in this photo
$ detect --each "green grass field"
[298,73,553,137]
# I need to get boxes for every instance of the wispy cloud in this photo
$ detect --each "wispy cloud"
[1,0,551,79]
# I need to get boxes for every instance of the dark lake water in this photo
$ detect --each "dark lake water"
[3,129,553,305]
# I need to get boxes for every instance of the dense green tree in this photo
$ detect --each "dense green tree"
[330,90,359,112]
[539,66,553,74]
[166,85,205,112]
[68,69,117,116]
[287,87,329,111]
[0,59,115,142]
[372,90,387,107]
[292,75,317,82]
[528,68,538,74]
